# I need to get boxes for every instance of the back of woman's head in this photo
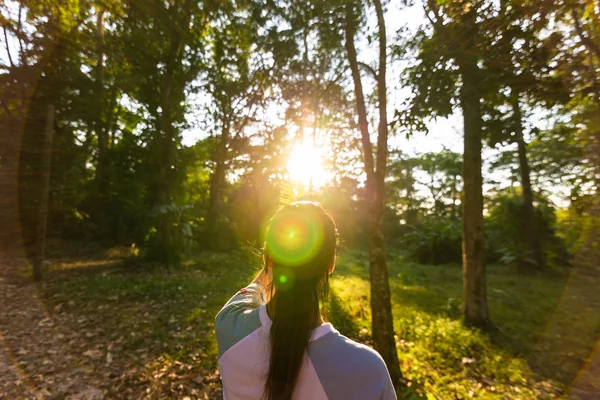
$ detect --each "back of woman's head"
[263,201,337,400]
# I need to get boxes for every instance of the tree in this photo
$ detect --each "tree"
[344,0,405,390]
[544,0,600,273]
[3,0,104,261]
[403,0,499,328]
[117,0,209,265]
[203,9,270,249]
[481,0,569,271]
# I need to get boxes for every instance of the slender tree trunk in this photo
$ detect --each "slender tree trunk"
[207,122,230,249]
[458,56,490,329]
[429,175,440,218]
[372,0,403,391]
[344,2,375,183]
[345,0,404,391]
[94,10,111,235]
[405,163,417,225]
[157,58,178,266]
[451,174,458,220]
[33,104,54,281]
[511,91,543,270]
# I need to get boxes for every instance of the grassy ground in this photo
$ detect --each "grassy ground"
[5,243,598,399]
[331,250,600,399]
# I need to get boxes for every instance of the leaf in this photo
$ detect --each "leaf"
[83,349,103,360]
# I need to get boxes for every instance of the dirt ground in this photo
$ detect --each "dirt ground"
[0,256,223,400]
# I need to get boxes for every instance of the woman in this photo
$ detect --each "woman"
[215,202,396,400]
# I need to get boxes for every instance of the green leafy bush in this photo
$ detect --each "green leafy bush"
[485,193,569,268]
[403,219,462,264]
[145,202,195,265]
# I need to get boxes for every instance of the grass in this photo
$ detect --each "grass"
[330,251,595,399]
[39,251,258,398]
[38,245,600,399]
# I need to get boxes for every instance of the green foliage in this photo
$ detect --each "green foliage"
[397,313,534,398]
[556,195,600,275]
[145,202,195,264]
[4,0,597,271]
[319,178,368,247]
[403,219,462,265]
[401,29,458,124]
[485,192,568,268]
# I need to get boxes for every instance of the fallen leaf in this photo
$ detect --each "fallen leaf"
[83,349,103,360]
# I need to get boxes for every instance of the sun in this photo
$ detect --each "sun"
[286,139,329,188]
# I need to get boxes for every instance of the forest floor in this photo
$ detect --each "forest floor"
[1,240,599,399]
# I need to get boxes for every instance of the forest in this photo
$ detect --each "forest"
[0,0,599,398]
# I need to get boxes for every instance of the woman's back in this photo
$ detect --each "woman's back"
[215,283,396,400]
[215,202,396,399]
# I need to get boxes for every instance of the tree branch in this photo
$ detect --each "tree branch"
[344,0,375,181]
[571,7,600,60]
[3,26,14,67]
[17,0,24,61]
[358,61,378,80]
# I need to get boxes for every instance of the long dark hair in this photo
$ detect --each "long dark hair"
[262,201,337,400]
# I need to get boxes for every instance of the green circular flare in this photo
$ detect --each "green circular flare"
[266,209,325,267]
[273,267,296,292]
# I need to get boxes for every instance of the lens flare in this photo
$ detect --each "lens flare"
[265,209,324,268]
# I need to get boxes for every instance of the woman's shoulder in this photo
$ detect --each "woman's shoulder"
[307,328,395,399]
[308,328,388,375]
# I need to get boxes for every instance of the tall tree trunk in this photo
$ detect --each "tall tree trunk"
[152,10,190,266]
[345,0,404,391]
[33,104,54,281]
[155,93,177,266]
[95,10,110,233]
[207,123,230,249]
[458,55,490,329]
[511,90,543,270]
[405,163,417,225]
[372,0,403,391]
